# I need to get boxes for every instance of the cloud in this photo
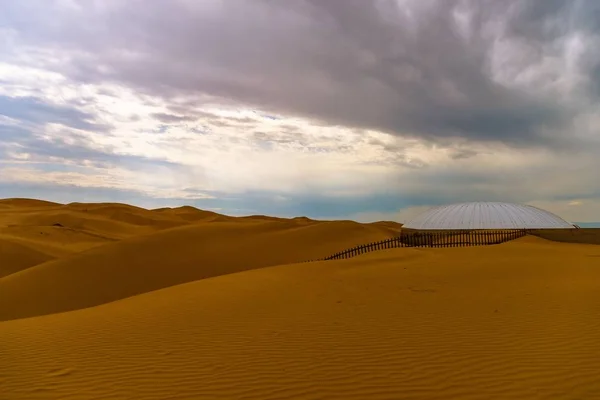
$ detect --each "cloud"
[0,1,600,222]
[150,113,197,123]
[0,95,111,132]
[4,0,599,149]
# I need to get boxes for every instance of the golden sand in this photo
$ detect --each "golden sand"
[1,199,599,399]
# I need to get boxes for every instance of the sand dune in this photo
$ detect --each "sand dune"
[66,202,188,229]
[0,218,396,321]
[3,198,600,399]
[154,205,232,222]
[9,210,152,239]
[0,237,54,278]
[0,200,215,260]
[2,238,600,399]
[0,198,60,208]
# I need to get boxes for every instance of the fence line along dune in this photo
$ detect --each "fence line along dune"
[322,229,527,260]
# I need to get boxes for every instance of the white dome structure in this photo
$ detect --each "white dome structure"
[403,202,574,230]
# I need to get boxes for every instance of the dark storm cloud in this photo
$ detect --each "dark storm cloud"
[0,95,111,132]
[2,0,599,147]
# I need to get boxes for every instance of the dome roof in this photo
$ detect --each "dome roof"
[403,202,574,230]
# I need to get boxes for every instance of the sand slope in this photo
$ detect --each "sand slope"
[2,239,600,399]
[0,219,397,321]
[0,237,54,278]
[0,200,193,263]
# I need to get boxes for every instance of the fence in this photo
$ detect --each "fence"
[317,229,528,261]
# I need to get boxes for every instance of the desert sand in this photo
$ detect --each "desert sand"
[1,198,600,399]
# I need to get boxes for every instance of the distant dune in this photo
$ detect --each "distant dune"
[0,198,61,208]
[1,198,600,399]
[0,200,398,321]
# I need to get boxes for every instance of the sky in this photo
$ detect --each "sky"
[1,0,599,223]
